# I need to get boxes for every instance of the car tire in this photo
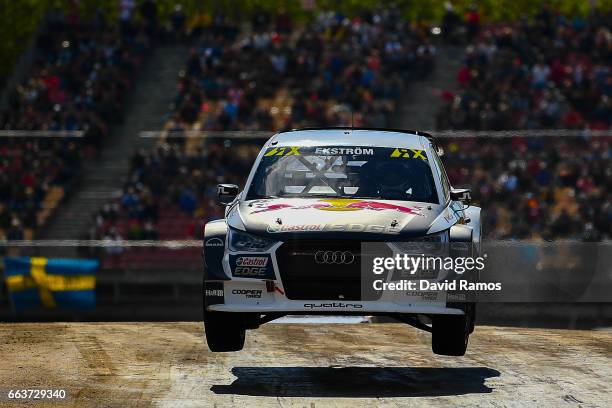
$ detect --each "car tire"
[468,302,476,334]
[204,311,246,352]
[431,313,470,356]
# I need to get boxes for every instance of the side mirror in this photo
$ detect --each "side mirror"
[450,188,471,204]
[218,184,239,205]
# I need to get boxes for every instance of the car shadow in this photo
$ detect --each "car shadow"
[211,366,500,398]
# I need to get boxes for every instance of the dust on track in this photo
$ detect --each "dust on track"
[0,323,610,407]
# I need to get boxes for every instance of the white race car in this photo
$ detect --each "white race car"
[203,128,481,355]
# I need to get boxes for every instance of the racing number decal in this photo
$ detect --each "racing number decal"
[390,148,427,161]
[265,146,301,157]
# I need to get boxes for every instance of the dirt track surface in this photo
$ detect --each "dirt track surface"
[0,323,610,407]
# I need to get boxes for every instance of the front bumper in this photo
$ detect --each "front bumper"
[208,302,464,315]
[206,279,465,315]
[205,238,472,316]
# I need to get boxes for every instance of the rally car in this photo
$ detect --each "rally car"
[203,128,481,355]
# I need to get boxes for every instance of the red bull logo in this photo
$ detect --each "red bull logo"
[252,199,422,215]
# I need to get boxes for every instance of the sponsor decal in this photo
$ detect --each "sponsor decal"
[251,199,423,215]
[233,266,271,278]
[236,256,269,267]
[265,146,376,157]
[390,148,427,161]
[266,222,402,234]
[304,303,363,309]
[231,289,263,299]
[326,223,402,233]
[204,281,224,306]
[266,224,325,233]
[314,147,374,155]
[404,290,440,301]
[264,146,301,157]
[251,203,294,213]
[229,254,275,279]
[205,238,224,247]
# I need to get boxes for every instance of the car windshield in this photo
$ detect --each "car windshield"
[246,146,439,204]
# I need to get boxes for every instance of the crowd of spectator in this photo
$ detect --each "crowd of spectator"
[436,8,611,130]
[91,9,438,243]
[165,8,434,134]
[442,135,610,240]
[0,139,80,240]
[0,7,151,240]
[93,133,610,243]
[436,7,611,240]
[91,7,611,244]
[1,7,151,147]
[3,5,601,244]
[88,140,258,244]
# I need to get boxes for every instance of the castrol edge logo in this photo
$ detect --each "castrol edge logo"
[235,256,269,267]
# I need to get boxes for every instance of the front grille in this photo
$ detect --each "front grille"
[275,240,390,301]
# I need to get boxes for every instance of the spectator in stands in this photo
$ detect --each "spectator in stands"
[435,7,611,241]
[442,2,463,44]
[440,135,611,240]
[1,8,150,144]
[6,218,24,240]
[139,0,159,39]
[165,8,432,134]
[465,5,480,41]
[437,8,611,131]
[142,220,159,240]
[90,7,611,245]
[0,8,151,239]
[170,4,186,40]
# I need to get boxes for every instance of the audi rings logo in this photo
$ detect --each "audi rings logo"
[314,251,355,264]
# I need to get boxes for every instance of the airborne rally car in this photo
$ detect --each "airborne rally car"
[203,128,481,355]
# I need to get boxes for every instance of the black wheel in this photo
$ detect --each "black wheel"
[204,311,246,352]
[432,313,471,356]
[468,302,476,334]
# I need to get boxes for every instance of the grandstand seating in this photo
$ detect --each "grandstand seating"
[162,10,431,134]
[0,137,80,240]
[2,5,609,268]
[436,11,611,130]
[441,135,610,240]
[90,9,440,268]
[436,9,611,240]
[0,9,151,240]
[88,8,611,271]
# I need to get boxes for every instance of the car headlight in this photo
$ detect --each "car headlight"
[228,229,277,252]
[389,230,448,254]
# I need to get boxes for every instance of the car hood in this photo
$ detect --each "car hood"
[229,198,451,240]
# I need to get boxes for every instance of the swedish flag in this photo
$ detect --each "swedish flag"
[3,257,98,311]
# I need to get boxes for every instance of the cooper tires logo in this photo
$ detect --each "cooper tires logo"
[314,251,355,264]
[231,289,262,299]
